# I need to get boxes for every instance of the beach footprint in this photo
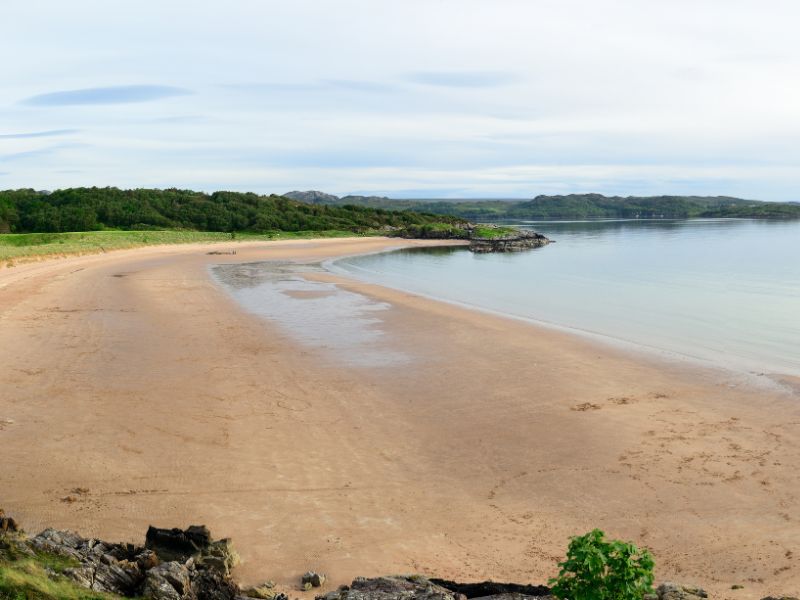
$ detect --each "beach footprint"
[571,402,602,412]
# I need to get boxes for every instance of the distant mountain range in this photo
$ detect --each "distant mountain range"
[284,191,800,220]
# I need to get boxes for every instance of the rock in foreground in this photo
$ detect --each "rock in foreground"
[4,522,241,600]
[317,575,553,600]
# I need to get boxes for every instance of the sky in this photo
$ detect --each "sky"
[2,0,799,200]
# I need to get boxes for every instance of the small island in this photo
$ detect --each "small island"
[469,225,551,253]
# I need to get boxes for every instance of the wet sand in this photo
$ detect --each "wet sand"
[1,237,798,599]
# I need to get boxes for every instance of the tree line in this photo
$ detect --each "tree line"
[0,187,465,234]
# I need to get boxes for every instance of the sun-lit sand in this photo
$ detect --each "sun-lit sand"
[1,237,798,600]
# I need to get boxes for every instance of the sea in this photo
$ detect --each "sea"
[330,219,800,379]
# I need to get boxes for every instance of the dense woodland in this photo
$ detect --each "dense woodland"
[3,188,798,236]
[284,191,800,220]
[0,187,465,234]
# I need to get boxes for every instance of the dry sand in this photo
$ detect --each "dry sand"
[0,237,798,599]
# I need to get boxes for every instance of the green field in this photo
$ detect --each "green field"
[0,229,367,266]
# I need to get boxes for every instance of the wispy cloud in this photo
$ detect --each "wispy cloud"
[323,79,392,92]
[148,115,209,124]
[0,143,86,163]
[407,70,518,88]
[21,85,191,106]
[0,129,79,139]
[222,79,392,94]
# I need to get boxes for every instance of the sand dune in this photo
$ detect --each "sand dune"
[1,237,798,600]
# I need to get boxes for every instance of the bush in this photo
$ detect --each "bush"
[549,529,654,600]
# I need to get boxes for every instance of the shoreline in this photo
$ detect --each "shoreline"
[1,237,799,599]
[322,252,798,396]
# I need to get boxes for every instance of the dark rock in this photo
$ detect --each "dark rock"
[761,597,800,600]
[137,548,160,570]
[655,583,708,600]
[146,525,212,562]
[192,568,241,600]
[29,528,86,561]
[3,520,244,600]
[430,579,551,599]
[29,528,150,595]
[472,595,552,600]
[303,571,327,588]
[317,576,461,600]
[0,509,19,533]
[143,561,194,600]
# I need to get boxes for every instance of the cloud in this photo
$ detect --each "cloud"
[148,115,209,124]
[0,143,86,163]
[20,85,191,107]
[0,129,79,139]
[323,79,393,93]
[407,70,519,88]
[222,79,392,94]
[2,1,799,200]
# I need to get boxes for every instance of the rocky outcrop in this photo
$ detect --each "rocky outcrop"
[146,525,213,562]
[8,522,242,600]
[2,512,793,600]
[318,576,553,600]
[429,578,552,598]
[645,583,708,600]
[469,229,550,253]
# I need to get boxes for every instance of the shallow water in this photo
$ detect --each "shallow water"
[332,219,800,378]
[211,261,409,368]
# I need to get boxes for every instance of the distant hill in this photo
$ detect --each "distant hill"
[282,190,341,204]
[293,192,800,220]
[284,190,394,205]
[506,194,763,219]
[0,187,466,234]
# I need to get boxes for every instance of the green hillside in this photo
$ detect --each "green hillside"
[0,187,466,234]
[284,191,800,220]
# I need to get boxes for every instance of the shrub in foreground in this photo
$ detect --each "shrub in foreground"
[550,529,654,600]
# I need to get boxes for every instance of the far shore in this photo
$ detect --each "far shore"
[1,237,798,600]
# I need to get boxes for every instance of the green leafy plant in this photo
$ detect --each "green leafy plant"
[549,529,654,600]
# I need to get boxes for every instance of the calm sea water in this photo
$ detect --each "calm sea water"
[331,219,800,378]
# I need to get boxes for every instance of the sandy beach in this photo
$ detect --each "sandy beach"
[1,237,798,599]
